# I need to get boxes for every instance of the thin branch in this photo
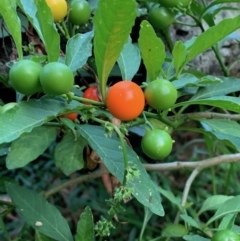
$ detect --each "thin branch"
[169,112,240,121]
[43,154,240,198]
[144,153,240,171]
[181,168,201,206]
[44,169,109,198]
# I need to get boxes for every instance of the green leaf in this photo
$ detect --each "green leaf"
[6,126,57,169]
[192,76,240,99]
[17,0,60,62]
[54,131,87,176]
[201,0,240,20]
[0,96,82,145]
[175,96,240,113]
[201,119,240,151]
[6,183,73,241]
[173,74,221,90]
[35,231,55,241]
[172,41,187,76]
[0,143,10,156]
[172,73,199,89]
[183,234,210,241]
[117,38,141,80]
[184,15,240,65]
[218,213,236,231]
[158,187,182,210]
[190,0,215,27]
[0,0,23,59]
[75,206,94,241]
[77,124,164,216]
[138,20,165,81]
[180,214,200,229]
[0,177,17,193]
[93,0,137,100]
[65,31,93,72]
[198,195,234,215]
[162,224,188,237]
[232,225,240,235]
[139,207,153,240]
[207,195,240,226]
[0,217,11,240]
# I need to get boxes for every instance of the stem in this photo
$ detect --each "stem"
[56,23,66,36]
[187,14,229,76]
[158,114,179,128]
[144,153,240,172]
[201,0,207,7]
[161,28,174,52]
[211,167,216,195]
[72,95,105,106]
[173,139,205,158]
[176,104,190,116]
[111,124,129,186]
[60,21,70,39]
[90,116,129,185]
[43,122,62,127]
[169,112,240,121]
[174,21,198,27]
[43,154,240,198]
[44,169,108,198]
[228,57,240,71]
[181,168,200,206]
[0,200,14,207]
[224,163,234,195]
[212,46,229,76]
[143,112,155,130]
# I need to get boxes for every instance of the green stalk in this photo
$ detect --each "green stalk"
[224,163,234,195]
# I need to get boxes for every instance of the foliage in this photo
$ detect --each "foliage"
[0,0,240,240]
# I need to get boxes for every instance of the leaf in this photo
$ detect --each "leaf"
[190,0,215,27]
[183,235,210,241]
[0,143,10,156]
[206,195,240,226]
[0,0,23,59]
[158,187,182,210]
[172,73,199,89]
[0,96,82,145]
[172,41,187,75]
[138,20,165,81]
[0,217,11,240]
[201,0,240,20]
[17,0,60,62]
[232,225,240,235]
[184,15,240,65]
[175,96,240,113]
[173,74,222,90]
[54,132,87,176]
[77,124,164,216]
[0,177,17,193]
[65,31,94,72]
[218,213,236,231]
[180,214,200,229]
[162,224,188,237]
[75,206,94,241]
[117,38,141,80]
[35,231,55,241]
[6,126,57,169]
[201,119,240,151]
[139,207,153,240]
[93,0,137,100]
[198,195,234,215]
[6,183,73,241]
[192,76,240,100]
